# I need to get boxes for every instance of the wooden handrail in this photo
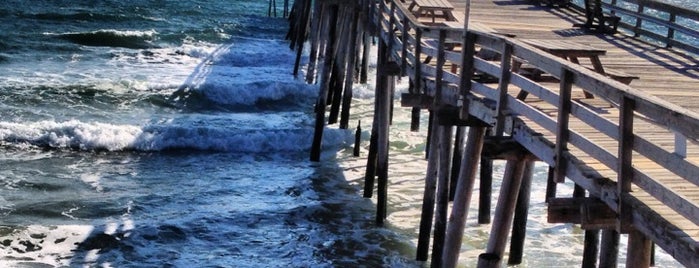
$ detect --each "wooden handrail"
[571,0,699,54]
[376,1,699,263]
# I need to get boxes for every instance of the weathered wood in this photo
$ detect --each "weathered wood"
[617,96,635,233]
[416,115,443,261]
[305,2,324,83]
[494,43,513,137]
[554,69,573,183]
[599,230,620,268]
[353,120,361,157]
[477,155,528,268]
[375,39,393,226]
[450,126,466,201]
[302,1,699,266]
[508,160,534,265]
[340,8,361,129]
[363,124,378,198]
[442,126,487,268]
[310,5,339,162]
[627,229,653,268]
[430,123,453,267]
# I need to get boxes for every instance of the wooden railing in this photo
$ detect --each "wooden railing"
[372,0,699,266]
[573,0,699,54]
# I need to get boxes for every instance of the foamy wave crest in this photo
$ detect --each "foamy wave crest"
[0,120,142,151]
[55,29,158,49]
[0,120,351,153]
[196,80,316,106]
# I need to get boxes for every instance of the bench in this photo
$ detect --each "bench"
[596,68,639,85]
[582,0,620,33]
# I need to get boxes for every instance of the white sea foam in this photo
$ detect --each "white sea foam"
[0,117,351,153]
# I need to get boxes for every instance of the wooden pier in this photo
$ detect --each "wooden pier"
[288,0,698,266]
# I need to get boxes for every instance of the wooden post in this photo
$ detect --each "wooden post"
[293,0,313,76]
[667,13,676,48]
[627,229,652,268]
[364,125,378,197]
[410,29,423,132]
[354,120,361,157]
[310,5,339,162]
[477,155,527,268]
[376,71,393,225]
[617,96,635,233]
[328,8,351,125]
[433,30,447,108]
[430,123,454,267]
[494,43,513,137]
[545,166,557,202]
[599,230,620,268]
[479,128,494,224]
[507,160,534,265]
[416,115,443,261]
[442,126,487,268]
[459,32,476,119]
[582,229,601,268]
[554,69,574,182]
[340,8,360,129]
[450,126,467,201]
[305,2,324,83]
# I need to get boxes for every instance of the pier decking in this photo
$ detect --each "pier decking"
[288,0,698,266]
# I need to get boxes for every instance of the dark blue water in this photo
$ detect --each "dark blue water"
[0,1,417,266]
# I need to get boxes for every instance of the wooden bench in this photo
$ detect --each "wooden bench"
[582,0,620,33]
[595,68,639,85]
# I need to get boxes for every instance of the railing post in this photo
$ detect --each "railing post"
[674,132,687,158]
[387,0,397,51]
[414,29,423,93]
[667,13,676,48]
[400,17,410,76]
[494,43,513,137]
[554,69,574,182]
[617,96,635,233]
[434,29,447,108]
[459,32,477,120]
[634,3,645,37]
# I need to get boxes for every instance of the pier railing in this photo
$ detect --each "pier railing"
[372,0,699,266]
[573,0,699,54]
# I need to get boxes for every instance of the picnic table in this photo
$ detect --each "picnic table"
[408,0,458,23]
[517,39,638,98]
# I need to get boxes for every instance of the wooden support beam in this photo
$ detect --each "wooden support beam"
[416,116,443,261]
[442,126,487,268]
[430,123,454,267]
[546,197,617,228]
[482,136,529,160]
[508,160,534,265]
[627,229,652,268]
[450,126,466,201]
[479,128,494,224]
[339,7,360,129]
[310,5,339,162]
[599,230,620,268]
[477,155,527,268]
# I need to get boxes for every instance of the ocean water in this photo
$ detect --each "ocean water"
[0,0,415,267]
[0,0,689,267]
